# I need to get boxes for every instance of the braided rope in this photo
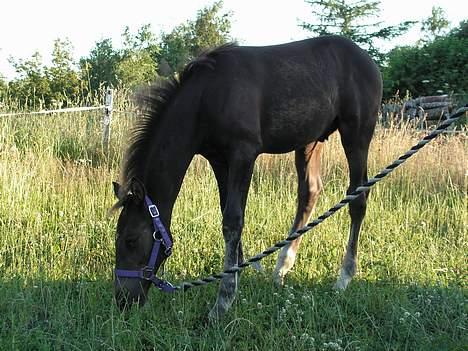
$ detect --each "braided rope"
[176,106,468,291]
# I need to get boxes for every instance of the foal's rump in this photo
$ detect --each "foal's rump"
[199,35,382,154]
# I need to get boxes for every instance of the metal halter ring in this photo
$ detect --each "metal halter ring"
[152,231,159,241]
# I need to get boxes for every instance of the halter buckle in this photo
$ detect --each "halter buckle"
[141,266,154,280]
[165,247,173,256]
[148,204,159,217]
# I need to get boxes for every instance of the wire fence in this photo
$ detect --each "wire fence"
[0,105,105,118]
[0,89,117,153]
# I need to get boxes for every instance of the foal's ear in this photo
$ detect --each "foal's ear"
[112,181,122,199]
[129,177,146,203]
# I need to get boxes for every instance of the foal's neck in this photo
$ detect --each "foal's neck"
[143,86,202,227]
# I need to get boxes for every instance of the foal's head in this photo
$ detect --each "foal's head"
[112,178,169,310]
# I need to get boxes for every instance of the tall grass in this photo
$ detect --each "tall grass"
[0,100,466,350]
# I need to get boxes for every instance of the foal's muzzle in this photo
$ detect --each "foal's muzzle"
[115,278,150,310]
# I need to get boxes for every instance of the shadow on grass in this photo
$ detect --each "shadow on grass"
[0,274,466,350]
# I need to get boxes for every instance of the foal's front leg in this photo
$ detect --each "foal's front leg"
[208,150,256,320]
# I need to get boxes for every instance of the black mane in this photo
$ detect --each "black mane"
[121,43,237,186]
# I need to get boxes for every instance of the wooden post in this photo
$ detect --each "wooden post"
[103,88,113,155]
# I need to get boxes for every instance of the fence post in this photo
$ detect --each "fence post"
[102,88,113,154]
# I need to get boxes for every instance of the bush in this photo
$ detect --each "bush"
[383,21,468,99]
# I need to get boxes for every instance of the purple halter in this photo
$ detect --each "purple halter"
[114,195,177,292]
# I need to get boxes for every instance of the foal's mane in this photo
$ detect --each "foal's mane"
[121,43,237,186]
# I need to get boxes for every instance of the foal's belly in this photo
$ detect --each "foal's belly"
[260,98,336,154]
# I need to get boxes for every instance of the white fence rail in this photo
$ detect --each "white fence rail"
[0,105,105,117]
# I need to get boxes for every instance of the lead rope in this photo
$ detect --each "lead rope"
[175,106,467,291]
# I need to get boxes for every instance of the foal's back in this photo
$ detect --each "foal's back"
[198,36,382,154]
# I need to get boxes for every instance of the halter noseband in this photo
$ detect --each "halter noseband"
[114,195,176,292]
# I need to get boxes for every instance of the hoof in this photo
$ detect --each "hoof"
[208,303,228,321]
[251,261,264,273]
[273,248,296,287]
[334,268,352,291]
[273,270,285,287]
[208,295,234,321]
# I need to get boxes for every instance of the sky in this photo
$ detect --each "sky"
[0,0,466,80]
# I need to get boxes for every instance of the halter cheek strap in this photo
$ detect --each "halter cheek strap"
[144,196,173,256]
[114,195,176,293]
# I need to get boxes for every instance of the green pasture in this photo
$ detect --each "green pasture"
[0,106,466,350]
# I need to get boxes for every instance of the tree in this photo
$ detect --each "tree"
[80,38,121,92]
[383,21,468,98]
[421,6,450,41]
[0,73,5,90]
[451,19,468,39]
[299,0,415,63]
[159,25,193,74]
[3,2,234,103]
[158,0,233,75]
[190,0,232,55]
[0,74,7,106]
[46,39,81,106]
[121,24,160,59]
[116,51,158,90]
[116,25,159,88]
[80,26,162,92]
[158,24,192,76]
[8,52,51,109]
[7,40,84,108]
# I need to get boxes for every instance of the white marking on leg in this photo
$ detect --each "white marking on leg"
[334,267,353,290]
[273,243,299,286]
[334,255,356,290]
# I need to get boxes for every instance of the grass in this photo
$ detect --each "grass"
[0,98,466,350]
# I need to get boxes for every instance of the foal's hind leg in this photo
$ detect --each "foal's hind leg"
[274,142,323,286]
[335,116,375,290]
